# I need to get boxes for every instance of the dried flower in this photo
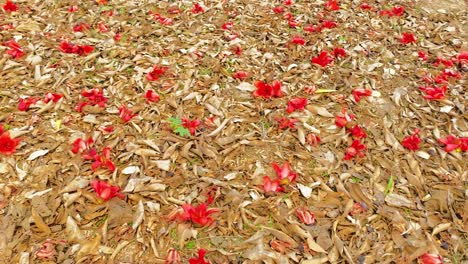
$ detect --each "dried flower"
[296,208,315,225]
[90,179,124,201]
[306,133,321,146]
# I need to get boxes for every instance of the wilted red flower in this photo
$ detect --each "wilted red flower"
[320,20,337,30]
[253,80,283,99]
[3,39,24,59]
[118,105,137,123]
[344,140,366,160]
[0,132,20,156]
[90,179,124,201]
[71,137,93,154]
[18,97,39,111]
[165,249,180,264]
[263,176,284,193]
[182,118,201,135]
[306,133,321,146]
[360,3,372,10]
[146,65,168,81]
[352,88,372,102]
[325,0,340,11]
[433,57,453,68]
[36,239,58,260]
[400,32,416,44]
[192,3,204,14]
[311,51,334,67]
[438,135,468,152]
[0,24,14,30]
[3,0,17,12]
[288,18,300,28]
[333,48,347,58]
[91,147,116,172]
[350,202,368,215]
[419,253,443,264]
[273,6,284,14]
[231,45,242,55]
[287,98,308,113]
[291,35,305,45]
[349,125,367,139]
[73,23,90,32]
[68,5,78,12]
[178,203,219,226]
[232,71,249,80]
[189,249,210,264]
[43,93,63,103]
[272,161,297,184]
[97,21,109,32]
[221,21,233,30]
[402,129,421,151]
[296,208,315,225]
[284,0,293,5]
[418,51,428,61]
[441,68,461,79]
[304,24,317,33]
[335,111,355,128]
[276,117,297,130]
[97,125,114,134]
[392,6,405,16]
[145,89,160,103]
[59,41,94,55]
[167,6,181,14]
[270,240,292,254]
[419,85,447,100]
[76,87,107,112]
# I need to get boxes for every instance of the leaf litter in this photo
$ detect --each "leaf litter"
[0,0,467,263]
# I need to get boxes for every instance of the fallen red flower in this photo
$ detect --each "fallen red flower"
[296,208,315,225]
[145,89,160,103]
[263,176,284,193]
[0,132,20,156]
[91,147,116,172]
[352,88,372,102]
[232,71,249,80]
[90,179,124,201]
[97,21,109,32]
[192,3,204,14]
[333,48,347,58]
[59,41,94,55]
[306,133,321,146]
[433,57,454,68]
[179,203,219,227]
[253,80,283,99]
[344,140,366,160]
[349,125,367,139]
[231,45,242,55]
[419,85,447,100]
[43,93,63,103]
[35,239,58,260]
[189,249,210,264]
[76,87,107,112]
[18,97,39,111]
[271,161,297,184]
[291,35,305,45]
[325,0,340,11]
[288,18,300,28]
[320,20,337,30]
[303,24,317,33]
[283,0,293,5]
[73,22,90,32]
[402,129,421,151]
[438,135,468,152]
[146,65,168,81]
[392,6,405,16]
[118,105,137,123]
[335,112,355,128]
[71,137,93,154]
[3,39,24,59]
[287,97,308,113]
[400,32,416,44]
[419,253,443,264]
[221,21,233,30]
[182,118,201,135]
[456,51,468,63]
[3,0,17,12]
[272,6,284,14]
[360,3,372,10]
[68,5,78,12]
[418,51,428,61]
[311,51,334,67]
[276,117,297,130]
[165,249,181,264]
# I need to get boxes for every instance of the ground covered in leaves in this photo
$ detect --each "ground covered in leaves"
[0,0,467,263]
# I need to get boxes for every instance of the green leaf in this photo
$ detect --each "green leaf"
[185,240,196,249]
[100,5,113,11]
[174,126,190,137]
[168,117,182,127]
[384,175,394,195]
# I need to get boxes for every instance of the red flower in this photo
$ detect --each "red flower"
[419,85,447,100]
[146,65,168,81]
[304,24,317,33]
[253,80,283,99]
[68,5,78,12]
[320,20,337,30]
[263,176,284,193]
[333,47,347,58]
[189,249,210,264]
[418,51,428,61]
[59,41,94,55]
[179,203,219,226]
[73,23,90,32]
[71,137,93,154]
[400,32,416,44]
[325,0,340,11]
[232,71,249,80]
[182,118,202,135]
[352,88,372,102]
[43,93,63,103]
[18,97,39,111]
[97,125,114,134]
[272,6,284,14]
[0,132,20,156]
[276,117,297,130]
[90,179,124,201]
[433,57,453,68]
[438,135,468,152]
[76,87,107,112]
[97,21,109,32]
[118,105,136,123]
[344,140,366,160]
[349,125,367,139]
[283,0,293,5]
[360,3,372,10]
[306,133,321,146]
[311,51,334,67]
[165,249,181,264]
[3,39,24,59]
[419,253,443,264]
[402,129,421,151]
[35,239,58,260]
[287,97,308,113]
[350,202,368,215]
[192,3,204,14]
[167,7,181,14]
[91,147,116,172]
[392,6,405,16]
[291,35,305,45]
[231,45,242,55]
[221,21,233,30]
[145,89,160,103]
[456,51,468,63]
[296,208,315,225]
[288,18,300,28]
[3,0,17,12]
[283,12,293,20]
[441,68,461,79]
[271,161,297,184]
[114,33,121,41]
